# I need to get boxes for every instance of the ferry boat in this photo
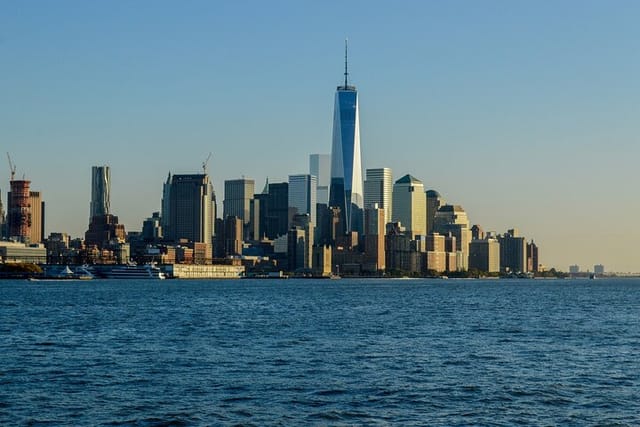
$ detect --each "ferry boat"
[104,263,166,280]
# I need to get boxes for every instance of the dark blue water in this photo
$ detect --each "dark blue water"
[1,278,639,426]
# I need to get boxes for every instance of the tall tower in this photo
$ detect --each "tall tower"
[90,166,110,221]
[329,40,364,236]
[288,174,317,227]
[8,180,32,242]
[364,168,393,226]
[28,191,44,244]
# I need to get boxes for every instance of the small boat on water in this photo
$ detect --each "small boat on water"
[104,263,166,280]
[29,265,94,281]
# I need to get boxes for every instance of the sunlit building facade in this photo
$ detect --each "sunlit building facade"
[329,43,363,236]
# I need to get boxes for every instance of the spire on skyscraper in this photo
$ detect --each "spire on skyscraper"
[344,38,349,88]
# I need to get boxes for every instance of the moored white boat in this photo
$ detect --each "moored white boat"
[104,263,166,280]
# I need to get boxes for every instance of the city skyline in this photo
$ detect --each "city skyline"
[2,1,640,271]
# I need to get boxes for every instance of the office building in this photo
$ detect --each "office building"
[28,191,44,244]
[329,41,364,236]
[594,264,605,275]
[426,190,444,234]
[263,182,289,239]
[527,240,539,273]
[425,233,447,273]
[364,204,386,272]
[288,174,317,227]
[364,168,393,225]
[392,174,426,239]
[162,173,216,245]
[90,166,110,221]
[433,205,472,271]
[289,213,314,271]
[469,238,500,273]
[310,154,330,204]
[142,212,162,242]
[85,214,126,248]
[498,229,527,273]
[224,178,254,239]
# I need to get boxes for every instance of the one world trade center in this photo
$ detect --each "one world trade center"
[329,41,364,236]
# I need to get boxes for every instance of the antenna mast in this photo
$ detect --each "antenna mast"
[344,38,349,88]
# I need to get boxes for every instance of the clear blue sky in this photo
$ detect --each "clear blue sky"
[2,1,640,272]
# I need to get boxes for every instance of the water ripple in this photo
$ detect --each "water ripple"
[1,278,640,425]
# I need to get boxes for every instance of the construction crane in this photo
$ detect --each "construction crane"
[6,152,16,181]
[202,152,212,174]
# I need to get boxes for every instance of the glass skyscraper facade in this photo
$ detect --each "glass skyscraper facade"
[329,46,363,236]
[161,173,215,245]
[90,166,110,220]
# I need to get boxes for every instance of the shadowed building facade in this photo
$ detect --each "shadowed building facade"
[162,173,216,245]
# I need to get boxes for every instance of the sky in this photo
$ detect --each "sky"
[2,1,640,272]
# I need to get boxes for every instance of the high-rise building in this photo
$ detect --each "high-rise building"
[288,174,317,227]
[497,229,527,273]
[364,168,393,226]
[469,238,500,273]
[265,182,289,239]
[289,213,314,270]
[142,212,162,242]
[364,204,386,272]
[527,240,539,273]
[392,174,426,239]
[426,190,444,234]
[329,41,364,236]
[224,178,254,239]
[310,154,330,205]
[90,166,110,221]
[162,173,216,244]
[7,179,31,242]
[28,191,44,244]
[433,205,472,271]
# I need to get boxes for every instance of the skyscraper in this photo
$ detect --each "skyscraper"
[426,189,444,234]
[265,182,289,239]
[162,173,215,245]
[288,174,317,227]
[224,178,255,239]
[329,41,363,236]
[309,154,330,205]
[7,179,31,242]
[364,168,393,226]
[90,166,110,221]
[28,191,44,244]
[392,174,426,239]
